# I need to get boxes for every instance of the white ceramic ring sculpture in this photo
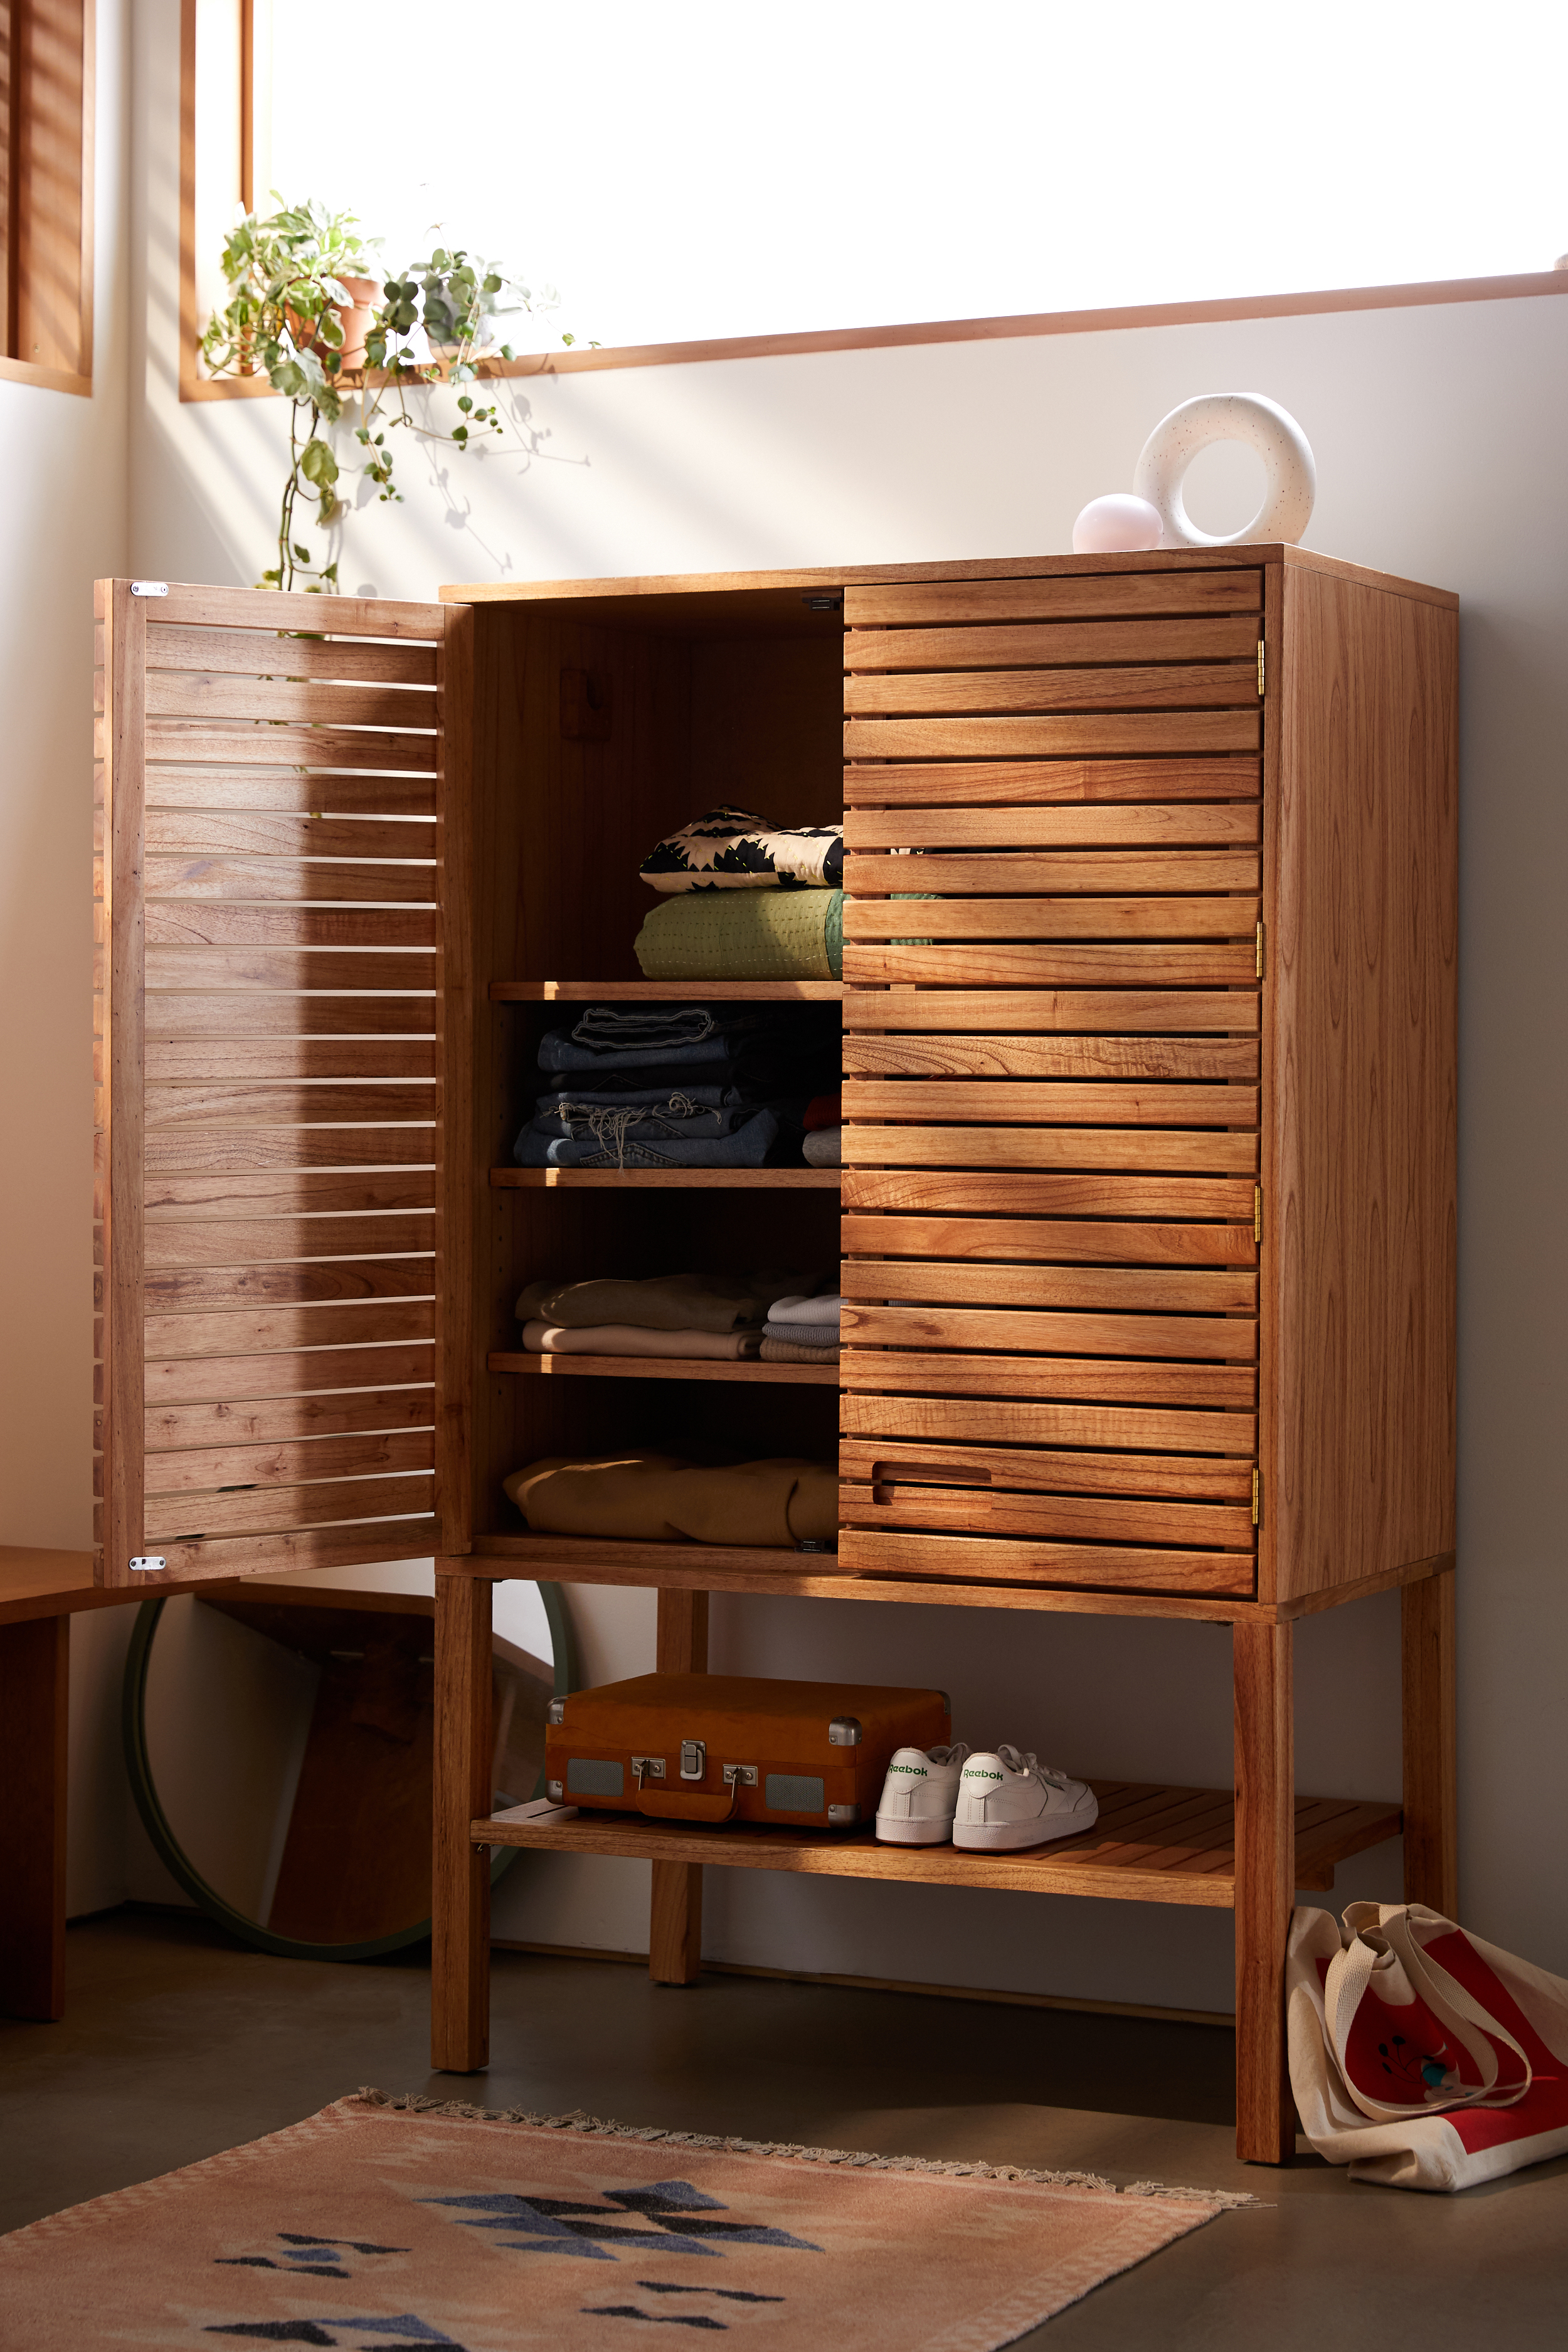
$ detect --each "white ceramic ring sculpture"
[1132,393,1316,548]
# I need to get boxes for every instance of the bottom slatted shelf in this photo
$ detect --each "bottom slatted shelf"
[474,1782,1402,1905]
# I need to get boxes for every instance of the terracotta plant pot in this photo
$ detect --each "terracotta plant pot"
[333,275,384,371]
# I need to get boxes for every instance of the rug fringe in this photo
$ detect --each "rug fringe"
[352,2087,1260,2208]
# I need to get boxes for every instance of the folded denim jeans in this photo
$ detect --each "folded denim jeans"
[516,1109,783,1170]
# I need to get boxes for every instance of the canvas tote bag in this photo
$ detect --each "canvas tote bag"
[1287,1901,1568,2190]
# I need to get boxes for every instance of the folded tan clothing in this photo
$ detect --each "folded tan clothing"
[514,1268,822,1333]
[503,1452,839,1547]
[759,1334,840,1363]
[522,1322,761,1361]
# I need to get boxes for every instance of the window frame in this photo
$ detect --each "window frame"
[177,0,1568,405]
[0,0,95,396]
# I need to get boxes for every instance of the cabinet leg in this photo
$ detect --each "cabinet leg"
[1402,1567,1458,1916]
[1234,1617,1295,2164]
[0,1616,69,2021]
[433,1571,492,2071]
[650,1589,708,1986]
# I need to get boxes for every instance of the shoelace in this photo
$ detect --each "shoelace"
[995,1744,1073,1791]
[553,1092,702,1169]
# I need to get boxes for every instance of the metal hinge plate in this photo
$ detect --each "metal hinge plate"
[129,1555,167,1572]
[1256,921,1266,980]
[1254,1185,1263,1246]
[1252,1468,1263,1527]
[1257,639,1266,696]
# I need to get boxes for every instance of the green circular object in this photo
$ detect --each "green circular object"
[122,1581,578,1963]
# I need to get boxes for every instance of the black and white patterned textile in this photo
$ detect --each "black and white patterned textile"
[640,805,844,892]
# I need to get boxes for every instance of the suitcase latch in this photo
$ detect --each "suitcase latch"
[828,1716,862,1746]
[680,1739,706,1781]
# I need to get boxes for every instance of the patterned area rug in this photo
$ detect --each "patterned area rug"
[0,2090,1245,2348]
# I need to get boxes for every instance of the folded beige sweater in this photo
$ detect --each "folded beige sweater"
[503,1452,839,1547]
[522,1322,761,1361]
[515,1268,823,1333]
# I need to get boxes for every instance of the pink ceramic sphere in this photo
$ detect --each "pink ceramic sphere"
[1071,493,1163,554]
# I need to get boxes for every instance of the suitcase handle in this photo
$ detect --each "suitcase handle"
[633,1784,739,1825]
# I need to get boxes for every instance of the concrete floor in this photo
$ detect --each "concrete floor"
[3,1910,1566,2347]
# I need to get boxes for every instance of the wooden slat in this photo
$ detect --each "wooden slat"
[838,1527,1254,1596]
[142,1523,442,1582]
[844,618,1261,672]
[841,1259,1256,1314]
[145,995,437,1038]
[839,1481,1257,1550]
[842,1036,1258,1082]
[844,803,1261,849]
[839,1435,1255,1502]
[146,1040,438,1082]
[843,898,1261,943]
[143,1128,438,1173]
[839,1391,1257,1456]
[146,583,448,637]
[146,765,437,817]
[842,714,1260,759]
[142,949,435,991]
[144,1082,437,1126]
[840,1128,1259,1173]
[839,1348,1256,1407]
[843,574,1263,627]
[841,758,1260,807]
[842,1301,1258,1362]
[142,1300,435,1358]
[144,1171,438,1217]
[141,1340,435,1408]
[844,664,1261,717]
[842,943,1259,988]
[146,1390,436,1451]
[842,989,1259,1035]
[142,1258,437,1312]
[840,1170,1257,1219]
[147,673,437,731]
[143,906,438,949]
[145,856,437,906]
[145,625,438,686]
[144,1429,435,1495]
[143,1473,435,1542]
[845,851,1259,896]
[144,1214,435,1267]
[843,1079,1258,1126]
[841,1214,1256,1268]
[139,721,438,772]
[144,812,436,861]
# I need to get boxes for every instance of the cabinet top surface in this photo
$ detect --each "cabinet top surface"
[438,543,1459,613]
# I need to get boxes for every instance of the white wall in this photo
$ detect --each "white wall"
[0,1,132,1919]
[24,0,1563,2000]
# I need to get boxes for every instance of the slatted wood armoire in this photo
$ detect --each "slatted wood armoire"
[93,543,1457,2163]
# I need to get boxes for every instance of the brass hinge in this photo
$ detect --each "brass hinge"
[1251,1468,1263,1527]
[1257,639,1266,696]
[1254,1184,1263,1245]
[1256,921,1266,980]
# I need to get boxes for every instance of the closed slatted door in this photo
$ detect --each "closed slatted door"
[839,568,1263,1597]
[94,580,472,1587]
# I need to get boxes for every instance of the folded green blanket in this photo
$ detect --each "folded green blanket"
[635,888,844,980]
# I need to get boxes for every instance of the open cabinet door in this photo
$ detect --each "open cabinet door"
[94,580,473,1588]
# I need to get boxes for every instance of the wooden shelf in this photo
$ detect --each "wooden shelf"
[489,1352,839,1385]
[490,980,846,1002]
[492,1167,840,1189]
[474,1781,1402,1905]
[460,1535,1269,1621]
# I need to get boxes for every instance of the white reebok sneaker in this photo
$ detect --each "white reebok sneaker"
[952,1746,1098,1852]
[874,1743,973,1845]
